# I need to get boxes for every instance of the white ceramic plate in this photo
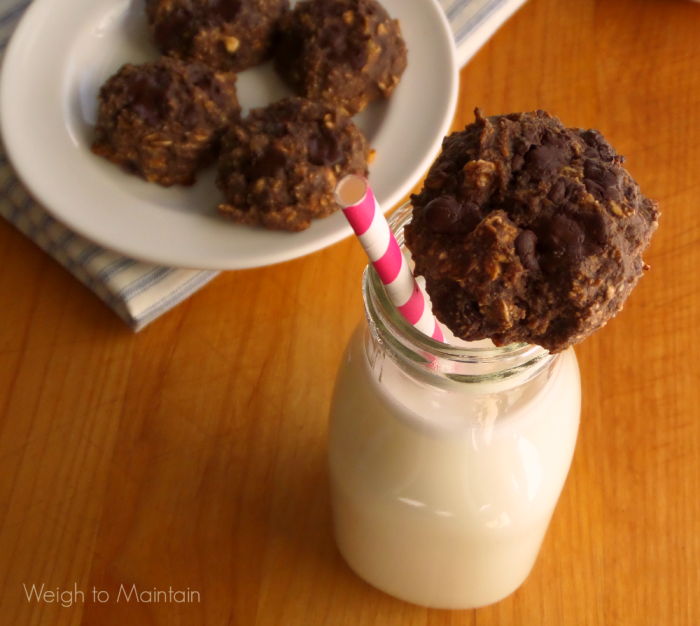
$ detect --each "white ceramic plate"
[0,0,457,269]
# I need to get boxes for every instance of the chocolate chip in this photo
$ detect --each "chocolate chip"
[515,230,539,271]
[524,143,568,180]
[186,64,208,86]
[584,161,619,192]
[249,147,289,178]
[347,42,368,71]
[584,145,599,159]
[320,24,368,70]
[424,196,463,233]
[581,130,616,162]
[208,0,241,21]
[583,159,604,181]
[308,133,342,166]
[522,126,539,143]
[153,6,193,51]
[538,255,563,275]
[582,240,603,257]
[600,169,621,188]
[424,197,483,234]
[583,161,624,202]
[598,143,616,163]
[123,160,140,175]
[191,72,213,95]
[543,129,566,149]
[548,179,567,205]
[188,69,228,109]
[208,81,230,110]
[320,23,345,49]
[423,160,453,188]
[126,74,170,126]
[584,178,605,201]
[181,103,199,127]
[539,214,583,254]
[581,129,601,148]
[460,202,483,232]
[578,211,608,244]
[604,187,622,203]
[513,138,530,155]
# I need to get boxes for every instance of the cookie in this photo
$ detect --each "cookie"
[146,0,289,72]
[92,57,240,186]
[273,0,407,116]
[216,96,370,231]
[404,109,660,353]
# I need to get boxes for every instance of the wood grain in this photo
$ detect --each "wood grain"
[2,0,700,623]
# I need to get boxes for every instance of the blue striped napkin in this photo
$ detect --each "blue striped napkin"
[441,0,528,68]
[0,0,526,331]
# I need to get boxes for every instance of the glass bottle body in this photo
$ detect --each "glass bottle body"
[328,204,581,609]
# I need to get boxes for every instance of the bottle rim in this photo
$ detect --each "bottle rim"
[362,202,556,384]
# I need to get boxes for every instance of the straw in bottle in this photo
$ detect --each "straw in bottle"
[334,175,444,342]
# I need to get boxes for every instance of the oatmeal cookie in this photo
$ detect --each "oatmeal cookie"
[92,57,240,186]
[216,96,370,231]
[274,0,407,116]
[404,109,660,353]
[146,0,289,72]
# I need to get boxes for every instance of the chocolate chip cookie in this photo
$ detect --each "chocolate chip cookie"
[146,0,289,72]
[273,0,407,116]
[92,57,240,186]
[217,96,370,231]
[404,109,660,353]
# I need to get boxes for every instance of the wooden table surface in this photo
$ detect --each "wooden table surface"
[2,0,700,623]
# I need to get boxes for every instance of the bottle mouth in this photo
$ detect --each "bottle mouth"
[362,202,555,384]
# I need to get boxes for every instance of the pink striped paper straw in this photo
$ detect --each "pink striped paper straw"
[334,175,444,342]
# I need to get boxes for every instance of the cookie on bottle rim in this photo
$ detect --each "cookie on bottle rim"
[405,108,660,353]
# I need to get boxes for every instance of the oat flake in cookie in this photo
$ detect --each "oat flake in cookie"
[217,97,370,231]
[146,0,290,72]
[92,57,240,187]
[404,109,660,353]
[274,0,407,116]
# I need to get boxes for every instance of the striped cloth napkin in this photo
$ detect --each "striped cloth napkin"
[0,0,526,331]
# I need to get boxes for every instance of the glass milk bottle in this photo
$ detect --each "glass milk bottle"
[328,204,581,609]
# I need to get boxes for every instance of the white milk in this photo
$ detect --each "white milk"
[328,324,581,609]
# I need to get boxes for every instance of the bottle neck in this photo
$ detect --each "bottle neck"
[361,203,558,390]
